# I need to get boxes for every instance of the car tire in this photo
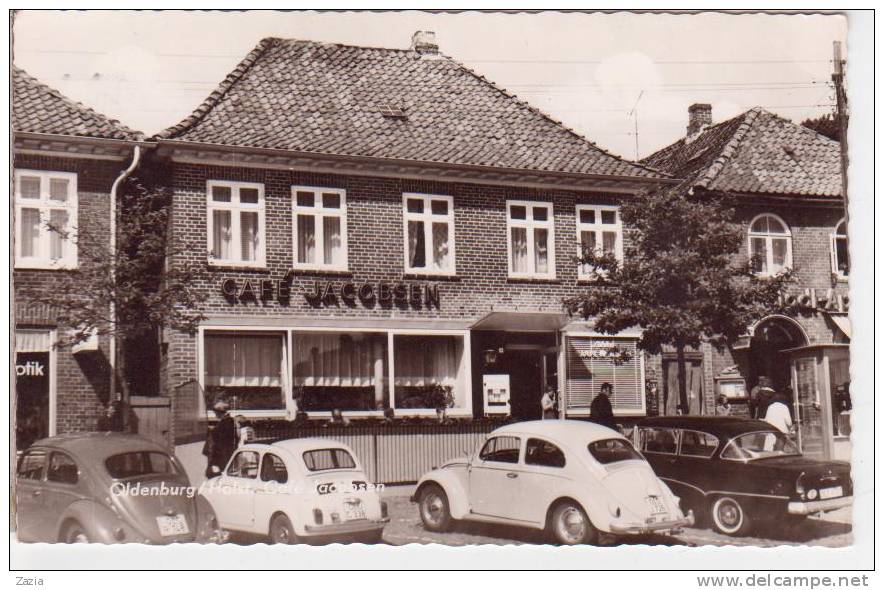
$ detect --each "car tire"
[62,521,90,544]
[418,483,452,533]
[268,514,298,545]
[549,501,598,545]
[710,496,752,536]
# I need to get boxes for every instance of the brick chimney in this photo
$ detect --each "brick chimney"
[411,31,438,56]
[687,103,712,136]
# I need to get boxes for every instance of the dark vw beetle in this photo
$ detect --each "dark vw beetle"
[633,416,852,536]
[15,433,222,544]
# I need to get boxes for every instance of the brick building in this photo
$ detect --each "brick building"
[152,33,676,443]
[12,67,146,449]
[643,104,849,459]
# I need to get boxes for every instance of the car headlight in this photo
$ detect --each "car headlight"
[313,508,323,525]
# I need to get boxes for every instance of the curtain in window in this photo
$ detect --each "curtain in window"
[297,215,316,264]
[240,211,259,261]
[751,237,768,273]
[602,231,617,254]
[835,237,849,275]
[323,216,341,265]
[408,220,426,268]
[19,176,40,199]
[20,208,40,258]
[394,335,457,387]
[534,228,549,273]
[431,222,449,269]
[771,237,788,271]
[212,210,231,259]
[511,227,528,272]
[292,332,387,387]
[204,334,282,387]
[49,209,68,261]
[49,179,69,202]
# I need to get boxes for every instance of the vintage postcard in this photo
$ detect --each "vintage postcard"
[8,8,873,575]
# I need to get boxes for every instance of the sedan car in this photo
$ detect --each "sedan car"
[15,432,221,544]
[412,420,693,545]
[634,416,853,536]
[201,438,389,544]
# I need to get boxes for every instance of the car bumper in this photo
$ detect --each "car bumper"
[303,518,389,537]
[788,496,852,515]
[609,511,695,535]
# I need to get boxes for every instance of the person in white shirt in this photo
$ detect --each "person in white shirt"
[764,394,794,434]
[540,387,557,420]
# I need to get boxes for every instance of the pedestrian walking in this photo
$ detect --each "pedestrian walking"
[540,386,557,420]
[590,382,617,430]
[764,393,794,434]
[204,396,237,478]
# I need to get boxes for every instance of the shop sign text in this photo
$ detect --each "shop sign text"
[779,288,849,315]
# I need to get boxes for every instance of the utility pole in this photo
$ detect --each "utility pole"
[832,41,849,225]
[627,90,644,160]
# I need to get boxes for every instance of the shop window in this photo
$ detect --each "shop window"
[576,204,622,278]
[525,438,566,468]
[14,169,77,269]
[831,219,849,278]
[479,436,521,463]
[507,200,555,278]
[393,334,465,410]
[206,180,265,267]
[403,193,455,275]
[565,337,643,414]
[829,357,851,437]
[204,332,285,411]
[292,187,348,271]
[748,213,792,276]
[292,331,389,412]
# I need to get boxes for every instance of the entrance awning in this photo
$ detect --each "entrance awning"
[826,313,851,340]
[471,311,570,332]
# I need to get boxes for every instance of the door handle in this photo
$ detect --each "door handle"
[506,472,518,479]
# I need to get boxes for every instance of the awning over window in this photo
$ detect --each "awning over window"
[826,313,851,340]
[471,311,570,332]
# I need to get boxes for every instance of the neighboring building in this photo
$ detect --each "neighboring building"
[12,66,145,449]
[643,104,849,459]
[153,33,674,442]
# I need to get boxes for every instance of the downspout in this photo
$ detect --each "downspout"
[109,145,142,416]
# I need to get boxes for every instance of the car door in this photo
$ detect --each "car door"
[637,427,683,493]
[42,451,85,539]
[468,435,524,520]
[15,449,48,542]
[516,437,569,525]
[255,451,289,532]
[209,450,259,531]
[672,429,720,506]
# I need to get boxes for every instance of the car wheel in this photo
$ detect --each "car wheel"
[63,522,90,544]
[418,483,452,532]
[711,496,752,536]
[269,514,298,545]
[550,501,598,545]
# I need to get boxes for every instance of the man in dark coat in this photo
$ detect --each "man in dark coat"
[590,382,617,431]
[206,397,237,478]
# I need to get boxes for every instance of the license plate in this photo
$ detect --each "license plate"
[343,499,366,521]
[820,486,843,500]
[646,496,667,515]
[156,514,190,537]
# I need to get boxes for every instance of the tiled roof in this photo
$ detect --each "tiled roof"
[12,66,143,141]
[158,38,664,179]
[642,108,842,198]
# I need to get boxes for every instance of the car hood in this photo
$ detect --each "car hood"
[601,461,679,519]
[110,475,196,542]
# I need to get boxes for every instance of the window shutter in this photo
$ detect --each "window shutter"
[566,337,643,413]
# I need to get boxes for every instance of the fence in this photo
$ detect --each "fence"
[253,422,498,484]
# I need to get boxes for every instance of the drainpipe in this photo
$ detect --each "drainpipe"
[109,146,142,417]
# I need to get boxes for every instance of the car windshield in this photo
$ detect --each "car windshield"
[302,448,357,472]
[105,451,180,480]
[721,432,801,460]
[588,438,644,465]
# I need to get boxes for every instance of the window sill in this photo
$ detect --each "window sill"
[292,268,353,278]
[507,276,561,285]
[207,262,269,273]
[403,273,460,282]
[14,262,78,271]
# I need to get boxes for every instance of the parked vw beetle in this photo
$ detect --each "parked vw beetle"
[202,438,389,544]
[15,433,221,544]
[412,420,693,545]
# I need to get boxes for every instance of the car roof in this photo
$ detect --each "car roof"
[636,416,777,438]
[492,420,624,444]
[27,432,168,458]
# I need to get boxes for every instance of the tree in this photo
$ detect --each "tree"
[37,162,205,417]
[802,113,840,142]
[563,186,793,414]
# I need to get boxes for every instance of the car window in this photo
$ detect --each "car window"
[17,450,47,481]
[525,438,566,468]
[105,451,178,480]
[721,432,801,461]
[302,449,357,472]
[227,450,260,478]
[260,453,289,483]
[478,436,521,464]
[46,452,78,485]
[639,428,679,455]
[588,438,644,464]
[679,430,719,458]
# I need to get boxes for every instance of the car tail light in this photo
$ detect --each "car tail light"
[381,501,389,519]
[331,512,341,524]
[313,509,323,525]
[807,488,819,500]
[796,472,806,500]
[113,526,125,541]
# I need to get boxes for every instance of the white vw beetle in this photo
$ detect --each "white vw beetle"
[412,420,693,544]
[202,438,389,544]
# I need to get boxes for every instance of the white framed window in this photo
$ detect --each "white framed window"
[403,193,456,275]
[576,204,623,278]
[507,200,555,278]
[748,213,792,276]
[14,170,78,270]
[830,219,849,279]
[206,180,265,267]
[292,187,348,271]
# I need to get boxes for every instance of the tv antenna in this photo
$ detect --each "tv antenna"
[627,90,644,160]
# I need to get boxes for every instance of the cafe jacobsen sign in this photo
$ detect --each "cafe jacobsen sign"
[220,271,441,309]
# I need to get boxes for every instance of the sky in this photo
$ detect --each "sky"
[12,10,847,159]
